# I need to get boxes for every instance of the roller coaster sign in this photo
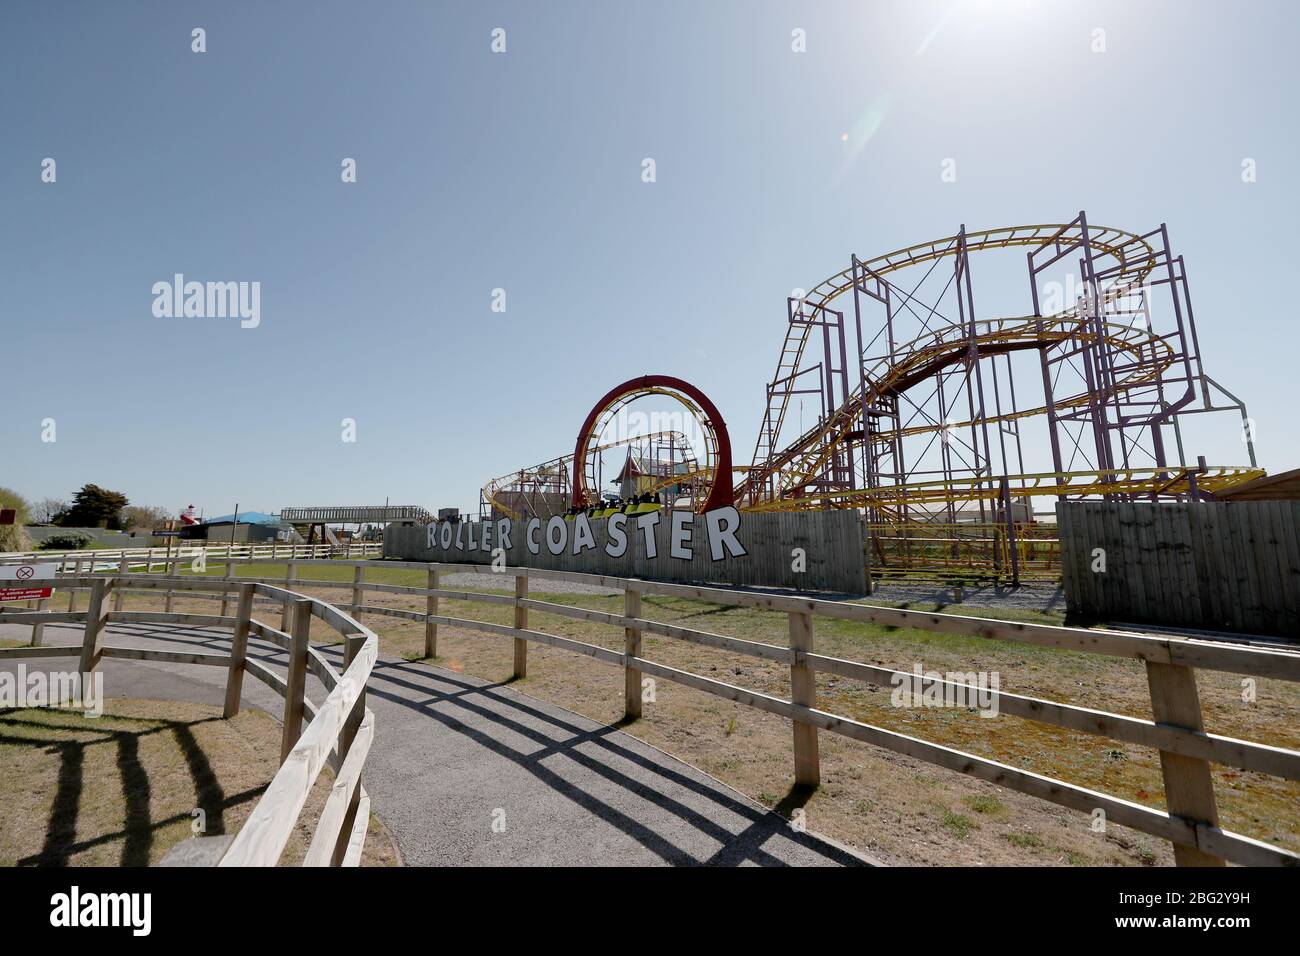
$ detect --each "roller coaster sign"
[426,507,748,563]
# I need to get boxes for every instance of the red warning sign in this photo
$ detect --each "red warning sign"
[0,563,57,602]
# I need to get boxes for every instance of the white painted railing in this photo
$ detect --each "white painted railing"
[0,541,382,570]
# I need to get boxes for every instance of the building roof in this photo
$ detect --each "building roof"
[202,511,284,526]
[1216,467,1300,501]
[614,454,692,482]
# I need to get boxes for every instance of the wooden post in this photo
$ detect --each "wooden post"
[280,561,297,631]
[165,555,180,613]
[340,633,366,747]
[425,567,439,659]
[112,555,129,611]
[220,560,234,617]
[223,583,255,718]
[623,587,643,720]
[512,574,528,679]
[351,565,364,610]
[333,631,368,866]
[789,610,820,787]
[78,579,109,676]
[68,559,83,614]
[281,599,312,762]
[31,596,48,647]
[1145,661,1224,866]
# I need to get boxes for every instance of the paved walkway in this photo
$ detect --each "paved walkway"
[0,621,866,867]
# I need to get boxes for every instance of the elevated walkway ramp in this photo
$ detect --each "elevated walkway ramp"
[280,505,434,525]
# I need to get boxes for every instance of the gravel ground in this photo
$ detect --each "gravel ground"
[440,570,1066,614]
[861,580,1067,613]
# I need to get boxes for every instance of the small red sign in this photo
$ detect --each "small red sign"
[0,563,56,602]
[0,586,51,602]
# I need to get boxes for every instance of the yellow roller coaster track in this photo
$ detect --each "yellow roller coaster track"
[756,311,1181,501]
[741,465,1264,514]
[744,222,1159,500]
[738,221,1263,513]
[483,429,697,520]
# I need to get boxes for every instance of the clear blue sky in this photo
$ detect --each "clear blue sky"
[2,0,1297,519]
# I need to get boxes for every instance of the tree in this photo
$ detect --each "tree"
[57,483,129,530]
[123,504,172,532]
[34,497,70,524]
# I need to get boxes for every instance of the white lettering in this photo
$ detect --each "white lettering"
[637,511,661,559]
[669,510,694,560]
[705,507,747,561]
[605,512,628,557]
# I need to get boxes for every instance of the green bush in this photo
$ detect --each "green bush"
[39,531,95,551]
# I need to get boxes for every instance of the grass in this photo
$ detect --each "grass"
[1004,832,1045,849]
[0,698,398,867]
[25,558,1300,867]
[965,794,1005,815]
[940,808,979,839]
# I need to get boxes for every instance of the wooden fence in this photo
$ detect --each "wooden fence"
[5,555,1300,866]
[1059,501,1300,637]
[0,573,378,866]
[0,541,382,569]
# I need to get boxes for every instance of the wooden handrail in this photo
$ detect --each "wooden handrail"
[162,561,1300,680]
[321,558,1299,867]
[0,572,378,867]
[0,542,382,568]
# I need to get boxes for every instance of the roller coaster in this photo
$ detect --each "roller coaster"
[481,212,1261,580]
[481,429,701,522]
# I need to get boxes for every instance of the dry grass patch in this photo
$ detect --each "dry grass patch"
[0,698,397,867]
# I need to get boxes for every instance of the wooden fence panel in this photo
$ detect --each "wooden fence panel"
[386,510,868,594]
[1059,501,1300,638]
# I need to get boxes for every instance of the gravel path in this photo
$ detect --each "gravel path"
[0,621,867,867]
[862,580,1067,613]
[438,570,1066,613]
